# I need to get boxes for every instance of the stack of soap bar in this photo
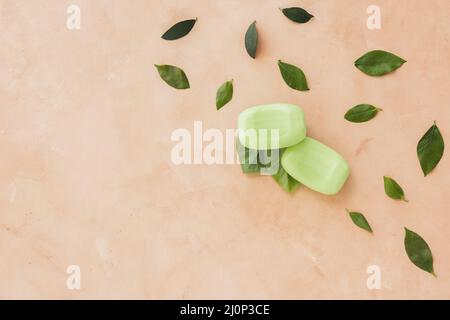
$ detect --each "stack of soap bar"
[237,104,350,195]
[238,104,306,150]
[282,138,350,195]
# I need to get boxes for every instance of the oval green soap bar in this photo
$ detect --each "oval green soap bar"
[238,104,306,150]
[281,137,350,195]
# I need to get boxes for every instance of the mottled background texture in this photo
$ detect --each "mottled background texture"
[0,0,449,299]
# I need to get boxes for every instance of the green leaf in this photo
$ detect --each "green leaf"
[272,166,300,193]
[272,150,300,193]
[355,50,406,76]
[278,60,309,91]
[237,145,300,191]
[236,140,283,175]
[155,64,190,89]
[161,19,197,40]
[216,80,233,110]
[417,122,445,176]
[404,228,435,275]
[344,104,382,123]
[383,176,408,202]
[346,209,373,233]
[245,21,258,59]
[236,139,262,173]
[281,7,314,23]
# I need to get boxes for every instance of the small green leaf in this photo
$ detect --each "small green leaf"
[236,140,283,175]
[272,150,300,193]
[383,176,408,202]
[236,139,262,173]
[161,18,197,40]
[346,209,373,233]
[281,7,314,23]
[155,64,190,89]
[272,166,300,193]
[355,50,406,76]
[216,80,233,110]
[404,228,435,275]
[417,122,445,176]
[278,60,309,91]
[245,21,258,59]
[344,104,382,123]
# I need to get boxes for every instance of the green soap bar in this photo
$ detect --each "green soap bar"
[281,137,350,195]
[238,104,306,150]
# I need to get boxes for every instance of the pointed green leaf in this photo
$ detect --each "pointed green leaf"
[155,64,190,89]
[236,140,283,175]
[347,209,373,233]
[355,50,406,76]
[281,7,314,23]
[404,228,435,275]
[272,150,300,193]
[383,176,408,202]
[245,21,258,59]
[272,166,300,193]
[236,139,262,173]
[417,122,445,176]
[216,80,233,110]
[344,104,382,123]
[237,141,257,173]
[161,19,197,40]
[278,60,309,91]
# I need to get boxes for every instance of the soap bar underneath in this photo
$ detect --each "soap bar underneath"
[238,103,306,150]
[281,137,350,195]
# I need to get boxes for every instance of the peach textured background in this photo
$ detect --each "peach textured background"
[0,0,449,299]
